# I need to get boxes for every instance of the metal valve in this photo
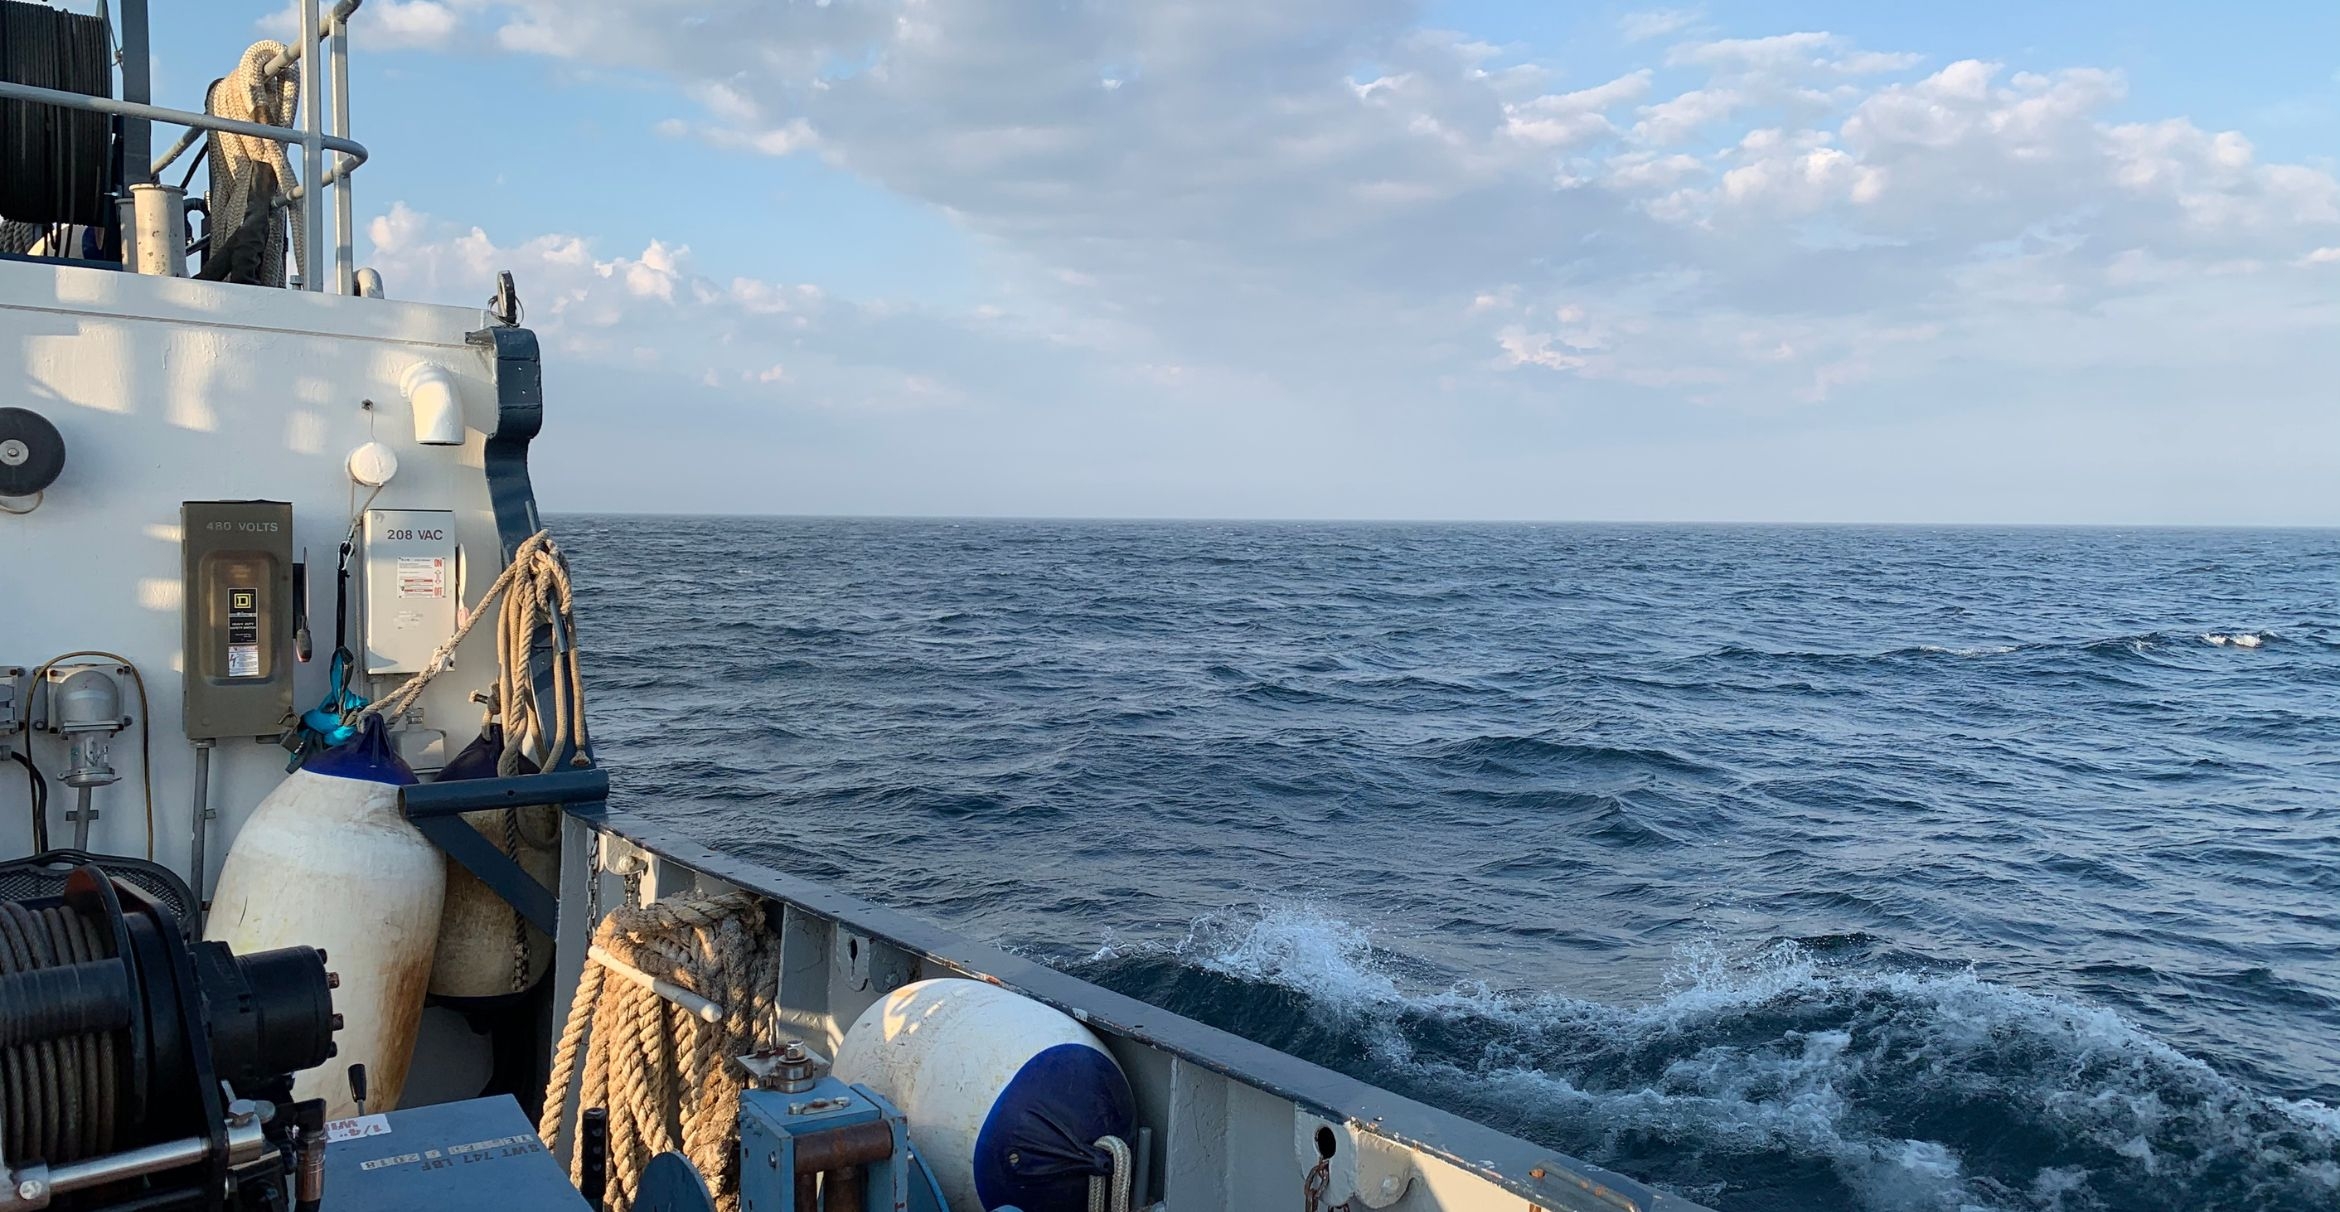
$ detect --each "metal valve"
[42,666,128,790]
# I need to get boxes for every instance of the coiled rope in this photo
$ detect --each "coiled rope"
[369,530,590,771]
[0,900,119,1166]
[203,41,304,287]
[371,529,585,995]
[539,892,779,1212]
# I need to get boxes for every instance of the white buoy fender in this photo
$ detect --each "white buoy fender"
[835,979,1136,1212]
[205,716,443,1118]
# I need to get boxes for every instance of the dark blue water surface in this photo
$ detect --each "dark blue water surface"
[563,517,2340,1212]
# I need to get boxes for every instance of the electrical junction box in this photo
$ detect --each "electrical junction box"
[181,501,295,740]
[0,667,23,755]
[363,509,458,675]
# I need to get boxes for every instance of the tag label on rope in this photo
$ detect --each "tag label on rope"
[326,1114,391,1142]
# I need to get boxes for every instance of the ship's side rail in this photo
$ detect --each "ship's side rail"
[521,791,1714,1212]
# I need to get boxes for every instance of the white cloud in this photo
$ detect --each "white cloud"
[1632,85,1745,142]
[1618,9,1700,43]
[349,3,2340,519]
[1496,326,1588,372]
[1667,32,1918,76]
[263,0,462,50]
[1504,71,1650,147]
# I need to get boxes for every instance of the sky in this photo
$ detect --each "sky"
[135,2,2340,523]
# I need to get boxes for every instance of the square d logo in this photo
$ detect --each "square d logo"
[231,590,256,612]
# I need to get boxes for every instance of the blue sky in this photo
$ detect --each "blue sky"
[138,2,2340,522]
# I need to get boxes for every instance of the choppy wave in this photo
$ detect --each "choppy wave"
[1080,906,2340,1212]
[564,517,2340,1212]
[1697,628,2292,663]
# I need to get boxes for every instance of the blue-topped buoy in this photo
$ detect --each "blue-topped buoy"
[835,979,1135,1212]
[206,715,442,1117]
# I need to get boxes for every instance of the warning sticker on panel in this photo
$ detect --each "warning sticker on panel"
[397,557,447,599]
[226,586,261,677]
[325,1114,391,1143]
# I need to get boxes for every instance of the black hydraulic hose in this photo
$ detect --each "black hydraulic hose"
[12,750,49,852]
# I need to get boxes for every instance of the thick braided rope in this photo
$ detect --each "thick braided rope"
[371,530,584,993]
[1088,1135,1132,1212]
[538,892,777,1212]
[370,529,580,742]
[204,42,304,286]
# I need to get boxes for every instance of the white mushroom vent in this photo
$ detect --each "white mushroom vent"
[346,441,398,488]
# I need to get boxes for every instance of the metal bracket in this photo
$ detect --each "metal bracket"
[399,769,609,935]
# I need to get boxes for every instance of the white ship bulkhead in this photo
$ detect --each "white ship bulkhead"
[1,261,518,1110]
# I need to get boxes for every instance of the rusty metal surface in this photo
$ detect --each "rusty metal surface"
[792,1121,894,1175]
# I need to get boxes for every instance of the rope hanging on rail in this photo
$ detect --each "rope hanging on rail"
[1088,1134,1133,1212]
[369,529,587,995]
[201,41,304,286]
[368,529,591,772]
[539,891,780,1212]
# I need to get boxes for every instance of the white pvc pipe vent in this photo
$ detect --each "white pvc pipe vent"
[401,362,464,446]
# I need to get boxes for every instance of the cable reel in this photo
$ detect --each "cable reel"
[0,865,337,1211]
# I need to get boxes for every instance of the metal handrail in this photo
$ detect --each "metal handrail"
[148,0,364,179]
[0,0,368,292]
[0,79,369,167]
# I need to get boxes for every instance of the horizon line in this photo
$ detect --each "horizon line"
[537,509,2340,530]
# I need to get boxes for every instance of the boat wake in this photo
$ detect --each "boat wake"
[1075,906,2340,1212]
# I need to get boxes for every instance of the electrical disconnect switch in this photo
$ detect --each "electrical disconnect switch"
[181,501,295,740]
[362,509,459,675]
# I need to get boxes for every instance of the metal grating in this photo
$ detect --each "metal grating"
[0,850,196,936]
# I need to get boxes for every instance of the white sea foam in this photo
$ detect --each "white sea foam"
[2203,631,2271,648]
[1099,905,2340,1212]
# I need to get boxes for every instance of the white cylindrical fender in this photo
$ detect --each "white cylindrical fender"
[427,816,555,999]
[421,725,554,1001]
[206,746,443,1117]
[835,979,1136,1212]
